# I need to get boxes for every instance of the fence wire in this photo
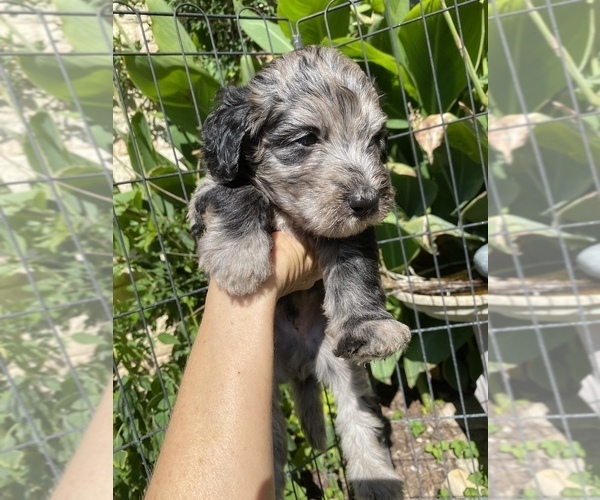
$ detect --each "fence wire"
[0,0,597,498]
[0,0,112,497]
[112,2,489,499]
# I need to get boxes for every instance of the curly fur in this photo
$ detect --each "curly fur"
[189,46,411,499]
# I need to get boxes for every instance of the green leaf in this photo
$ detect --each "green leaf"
[238,8,294,53]
[399,0,487,113]
[488,322,578,369]
[429,147,486,216]
[388,163,439,217]
[239,55,258,85]
[370,352,401,384]
[558,192,600,224]
[18,55,111,108]
[489,0,595,113]
[442,356,469,391]
[22,112,71,174]
[369,0,411,53]
[147,0,198,54]
[124,55,220,132]
[445,117,488,166]
[126,111,161,174]
[277,0,350,46]
[146,166,197,208]
[70,333,106,345]
[376,212,421,271]
[54,0,110,53]
[409,420,427,437]
[488,214,594,253]
[157,333,179,345]
[461,191,487,223]
[331,38,420,102]
[403,357,434,388]
[402,214,484,254]
[404,317,473,365]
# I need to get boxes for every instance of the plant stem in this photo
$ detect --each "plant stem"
[522,0,600,107]
[416,373,434,412]
[439,0,488,107]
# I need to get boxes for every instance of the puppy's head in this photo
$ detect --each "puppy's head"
[201,46,394,239]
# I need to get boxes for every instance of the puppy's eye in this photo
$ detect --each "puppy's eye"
[295,133,318,147]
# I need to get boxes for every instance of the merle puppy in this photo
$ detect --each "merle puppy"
[189,46,410,499]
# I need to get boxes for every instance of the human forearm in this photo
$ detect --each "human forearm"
[145,282,277,500]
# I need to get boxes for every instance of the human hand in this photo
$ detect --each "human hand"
[268,232,321,299]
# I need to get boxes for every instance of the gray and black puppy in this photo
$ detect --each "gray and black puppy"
[189,46,410,499]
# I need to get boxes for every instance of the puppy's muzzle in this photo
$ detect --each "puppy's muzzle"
[348,188,379,216]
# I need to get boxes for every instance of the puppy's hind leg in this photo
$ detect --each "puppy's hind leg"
[291,375,327,452]
[316,337,403,500]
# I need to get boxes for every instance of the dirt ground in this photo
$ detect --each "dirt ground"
[383,390,487,499]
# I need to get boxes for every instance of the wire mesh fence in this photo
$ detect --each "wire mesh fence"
[0,0,112,497]
[487,0,600,497]
[112,1,489,498]
[0,0,598,498]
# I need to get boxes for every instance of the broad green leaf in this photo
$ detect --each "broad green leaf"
[54,0,110,53]
[376,212,421,271]
[387,118,409,130]
[530,119,600,168]
[124,55,220,132]
[370,352,401,384]
[489,0,595,113]
[402,214,484,254]
[403,357,434,388]
[429,147,485,215]
[331,37,400,75]
[53,166,111,207]
[404,317,473,365]
[461,191,487,223]
[147,0,198,54]
[331,37,419,101]
[488,214,594,253]
[126,111,161,174]
[22,112,70,174]
[277,0,350,46]
[18,55,111,107]
[442,357,469,391]
[146,165,197,207]
[157,333,180,345]
[238,9,294,53]
[557,192,600,224]
[399,0,486,113]
[369,0,410,56]
[446,117,488,166]
[489,321,578,369]
[388,163,438,217]
[239,54,258,85]
[70,333,106,345]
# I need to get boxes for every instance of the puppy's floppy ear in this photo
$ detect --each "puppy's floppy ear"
[202,86,250,183]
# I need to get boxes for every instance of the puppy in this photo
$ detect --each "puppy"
[189,46,410,499]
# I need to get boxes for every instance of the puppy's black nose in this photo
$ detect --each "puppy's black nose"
[348,190,379,215]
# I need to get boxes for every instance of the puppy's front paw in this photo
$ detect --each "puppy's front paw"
[333,318,411,364]
[199,232,273,296]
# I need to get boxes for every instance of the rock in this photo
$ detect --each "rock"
[576,243,600,279]
[455,457,480,475]
[523,469,582,497]
[473,244,488,277]
[446,468,476,497]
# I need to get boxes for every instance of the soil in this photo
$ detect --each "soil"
[384,390,487,499]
